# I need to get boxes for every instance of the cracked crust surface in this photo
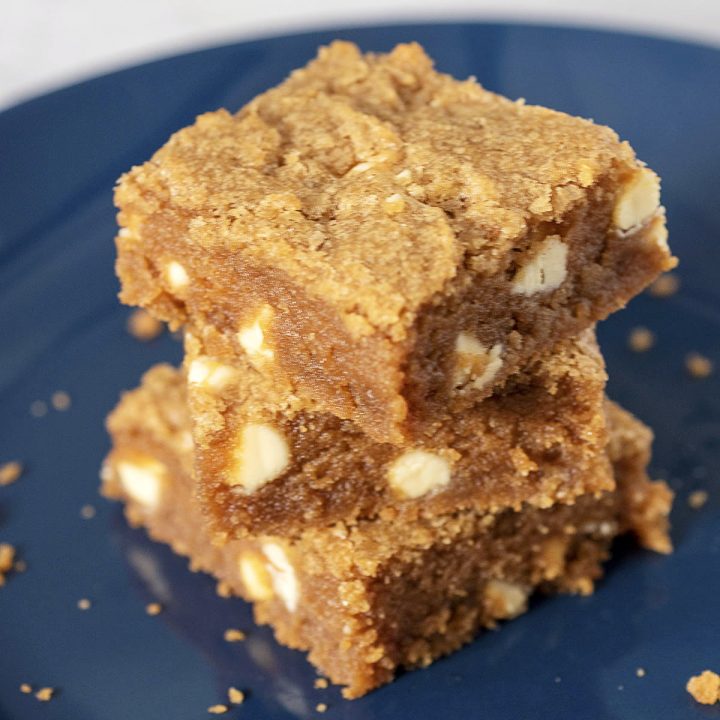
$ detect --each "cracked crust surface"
[115,41,675,443]
[102,363,673,698]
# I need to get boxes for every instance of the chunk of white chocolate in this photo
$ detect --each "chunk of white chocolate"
[187,357,236,390]
[613,168,661,231]
[262,542,299,611]
[116,455,166,510]
[511,235,568,295]
[453,333,504,392]
[230,424,290,492]
[484,579,529,620]
[387,450,451,499]
[238,552,274,601]
[237,306,275,366]
[165,261,189,290]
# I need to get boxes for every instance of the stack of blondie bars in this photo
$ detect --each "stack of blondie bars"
[102,42,676,697]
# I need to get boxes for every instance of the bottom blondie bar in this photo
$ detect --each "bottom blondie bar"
[102,365,672,698]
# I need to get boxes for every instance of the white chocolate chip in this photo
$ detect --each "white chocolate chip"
[238,552,274,601]
[453,333,504,392]
[383,193,406,215]
[187,357,236,390]
[613,168,661,231]
[511,235,568,295]
[237,306,275,366]
[387,450,451,499]
[484,580,529,619]
[349,161,372,174]
[229,424,290,492]
[116,456,166,510]
[165,261,189,290]
[262,542,299,611]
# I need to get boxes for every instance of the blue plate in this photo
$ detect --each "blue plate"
[1,22,719,720]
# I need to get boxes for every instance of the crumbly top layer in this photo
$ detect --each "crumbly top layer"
[116,41,638,340]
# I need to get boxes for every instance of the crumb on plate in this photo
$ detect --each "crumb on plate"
[628,327,654,352]
[636,667,646,678]
[224,628,245,642]
[227,687,245,704]
[51,391,71,411]
[207,704,229,715]
[314,677,329,689]
[688,490,709,509]
[686,353,713,378]
[687,670,720,705]
[316,702,328,713]
[0,543,16,586]
[77,598,92,610]
[35,687,55,702]
[80,504,97,519]
[20,683,32,694]
[0,461,23,487]
[30,400,47,418]
[127,309,164,341]
[648,273,680,298]
[145,602,163,616]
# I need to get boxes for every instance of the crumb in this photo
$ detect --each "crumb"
[0,461,23,486]
[686,353,713,378]
[636,667,646,678]
[80,504,96,519]
[0,543,16,586]
[51,391,71,411]
[30,400,48,418]
[216,581,232,598]
[628,327,655,352]
[688,490,709,509]
[316,702,328,713]
[20,683,32,694]
[35,687,54,702]
[77,598,92,610]
[14,559,27,573]
[224,628,246,642]
[648,273,680,298]
[687,670,720,705]
[127,309,164,341]
[207,704,229,715]
[314,677,329,689]
[227,687,245,705]
[554,676,562,684]
[617,684,624,691]
[145,602,163,616]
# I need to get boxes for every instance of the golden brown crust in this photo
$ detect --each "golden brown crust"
[114,41,675,444]
[102,363,673,698]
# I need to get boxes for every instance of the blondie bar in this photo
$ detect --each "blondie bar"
[186,327,611,537]
[115,41,675,444]
[102,364,672,698]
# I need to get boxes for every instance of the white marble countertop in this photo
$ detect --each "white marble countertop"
[3,0,719,111]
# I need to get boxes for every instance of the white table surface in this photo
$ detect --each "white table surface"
[3,0,719,111]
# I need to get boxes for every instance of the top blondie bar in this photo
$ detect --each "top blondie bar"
[116,41,675,444]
